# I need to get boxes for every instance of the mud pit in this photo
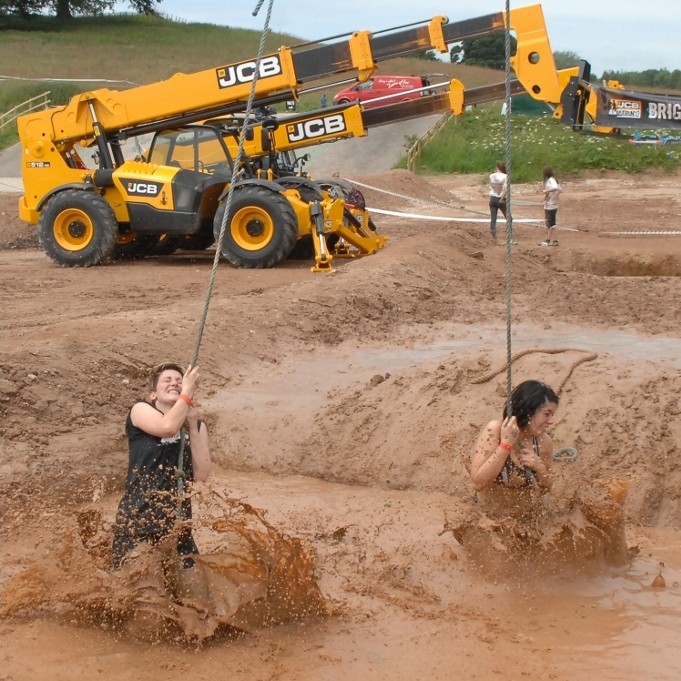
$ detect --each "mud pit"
[1,169,681,680]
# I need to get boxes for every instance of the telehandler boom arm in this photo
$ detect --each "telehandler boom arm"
[199,78,525,162]
[559,61,681,135]
[19,4,558,150]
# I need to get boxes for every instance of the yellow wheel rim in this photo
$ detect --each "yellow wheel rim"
[53,207,95,251]
[231,206,274,251]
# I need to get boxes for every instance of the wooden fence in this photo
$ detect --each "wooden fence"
[0,92,51,132]
[406,112,453,172]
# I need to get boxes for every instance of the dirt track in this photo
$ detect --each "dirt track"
[1,165,681,680]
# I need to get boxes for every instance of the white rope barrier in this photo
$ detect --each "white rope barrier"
[367,206,543,224]
[346,176,550,225]
[601,230,681,236]
[345,177,472,210]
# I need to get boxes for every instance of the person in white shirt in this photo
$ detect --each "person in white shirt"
[488,161,508,244]
[541,166,561,246]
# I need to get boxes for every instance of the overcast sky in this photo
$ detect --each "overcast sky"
[158,0,678,75]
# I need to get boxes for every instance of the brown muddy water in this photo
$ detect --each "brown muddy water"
[2,469,679,681]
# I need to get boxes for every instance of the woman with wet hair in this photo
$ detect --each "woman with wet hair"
[470,381,559,510]
[112,362,212,569]
[457,380,630,573]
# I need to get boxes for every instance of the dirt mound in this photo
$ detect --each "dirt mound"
[0,193,38,249]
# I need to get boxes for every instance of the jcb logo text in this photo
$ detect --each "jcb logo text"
[286,115,347,142]
[608,98,642,119]
[125,181,161,196]
[217,56,282,88]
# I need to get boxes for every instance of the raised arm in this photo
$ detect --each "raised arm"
[470,417,519,491]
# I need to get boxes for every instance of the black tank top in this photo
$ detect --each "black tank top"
[115,403,194,539]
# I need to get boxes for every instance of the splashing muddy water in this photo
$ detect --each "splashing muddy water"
[1,491,327,644]
[2,470,679,681]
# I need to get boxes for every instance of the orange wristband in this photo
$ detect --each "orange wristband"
[178,393,193,407]
[498,441,513,453]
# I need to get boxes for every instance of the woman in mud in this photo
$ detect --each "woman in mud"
[112,362,212,570]
[470,379,557,518]
[460,379,630,572]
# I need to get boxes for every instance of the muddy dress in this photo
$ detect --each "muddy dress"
[112,405,198,569]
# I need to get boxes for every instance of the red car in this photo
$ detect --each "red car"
[333,75,431,109]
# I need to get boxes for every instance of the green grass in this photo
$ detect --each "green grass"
[405,107,680,180]
[0,13,307,150]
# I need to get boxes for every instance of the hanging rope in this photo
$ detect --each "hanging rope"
[503,0,514,415]
[189,0,276,367]
[176,0,276,503]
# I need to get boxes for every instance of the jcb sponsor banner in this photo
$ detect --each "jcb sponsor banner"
[595,86,681,130]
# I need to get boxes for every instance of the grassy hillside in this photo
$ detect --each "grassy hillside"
[0,14,301,85]
[403,108,680,181]
[1,15,678,178]
[0,14,502,85]
[0,13,503,146]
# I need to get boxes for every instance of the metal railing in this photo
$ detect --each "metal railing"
[0,91,51,132]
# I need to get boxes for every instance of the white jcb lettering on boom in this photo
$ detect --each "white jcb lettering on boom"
[217,56,282,88]
[287,114,347,142]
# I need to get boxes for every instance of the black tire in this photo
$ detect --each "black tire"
[315,178,353,200]
[38,190,118,267]
[112,233,160,261]
[276,177,324,203]
[152,234,180,256]
[179,233,216,251]
[214,186,298,268]
[326,233,340,250]
[287,235,315,260]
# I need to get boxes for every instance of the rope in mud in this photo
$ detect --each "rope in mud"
[469,347,598,396]
[553,446,579,462]
[189,0,275,367]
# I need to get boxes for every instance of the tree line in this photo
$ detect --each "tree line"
[601,69,681,91]
[0,0,161,19]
